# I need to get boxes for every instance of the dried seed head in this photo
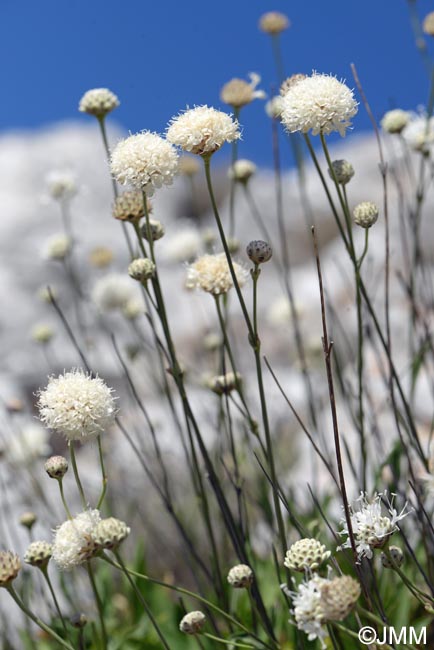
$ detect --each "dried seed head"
[328,159,355,185]
[380,545,404,569]
[89,246,114,268]
[423,12,434,36]
[246,240,272,264]
[208,372,242,395]
[45,455,68,479]
[24,541,53,568]
[280,74,306,96]
[113,190,150,223]
[31,324,55,345]
[228,159,257,183]
[93,517,131,550]
[353,201,379,228]
[178,156,200,176]
[19,512,37,530]
[284,538,331,572]
[227,564,254,588]
[140,219,165,242]
[220,73,265,109]
[381,109,410,134]
[179,611,206,635]
[78,88,119,118]
[259,11,290,34]
[320,576,361,621]
[0,551,21,588]
[128,258,156,282]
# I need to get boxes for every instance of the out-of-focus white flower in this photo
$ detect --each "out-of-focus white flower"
[44,235,72,261]
[403,113,434,152]
[267,295,304,327]
[179,611,206,635]
[4,424,51,466]
[78,88,119,118]
[281,72,358,137]
[186,253,249,295]
[92,273,140,312]
[164,228,202,263]
[381,109,410,134]
[52,510,101,570]
[339,492,409,560]
[220,73,266,109]
[110,132,179,196]
[228,159,257,183]
[167,105,240,156]
[259,11,290,34]
[291,575,328,648]
[265,96,284,120]
[31,324,55,344]
[45,170,77,201]
[38,369,117,442]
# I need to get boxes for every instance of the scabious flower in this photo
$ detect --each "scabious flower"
[423,11,434,36]
[220,73,266,109]
[92,517,130,550]
[46,171,77,201]
[45,455,68,479]
[246,240,272,264]
[31,324,55,345]
[319,576,361,621]
[280,72,358,137]
[167,105,240,156]
[110,132,179,196]
[140,219,165,242]
[227,564,254,588]
[122,299,144,320]
[113,190,150,223]
[353,201,379,228]
[328,160,355,185]
[291,575,328,648]
[403,113,434,152]
[19,512,37,529]
[380,545,404,569]
[52,510,101,570]
[179,611,206,635]
[92,273,140,312]
[265,96,284,120]
[208,371,242,395]
[284,538,331,572]
[381,109,410,134]
[128,258,156,282]
[4,424,51,466]
[228,159,257,183]
[44,235,72,261]
[186,253,249,295]
[38,370,116,442]
[339,492,409,560]
[0,552,21,588]
[78,88,119,118]
[24,541,53,569]
[259,11,290,34]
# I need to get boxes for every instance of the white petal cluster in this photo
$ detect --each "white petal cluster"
[380,109,409,134]
[92,273,140,312]
[46,170,77,201]
[52,510,101,570]
[78,88,119,117]
[281,72,358,137]
[291,576,328,648]
[186,253,249,295]
[110,132,179,196]
[4,424,51,466]
[403,114,434,152]
[38,369,116,442]
[44,235,72,260]
[167,106,240,155]
[339,492,409,560]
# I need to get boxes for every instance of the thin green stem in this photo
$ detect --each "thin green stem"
[96,435,107,510]
[203,633,254,648]
[86,561,108,650]
[40,567,69,634]
[69,441,87,509]
[57,478,73,519]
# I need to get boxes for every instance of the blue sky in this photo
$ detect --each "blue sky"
[1,0,433,165]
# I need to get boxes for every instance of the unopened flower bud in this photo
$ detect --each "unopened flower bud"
[70,613,88,629]
[353,201,379,228]
[93,517,130,550]
[381,109,409,134]
[259,11,290,34]
[179,611,206,635]
[227,564,254,588]
[113,191,150,223]
[0,551,21,588]
[24,541,53,568]
[128,258,156,282]
[328,160,354,185]
[209,372,241,395]
[381,546,404,569]
[228,159,257,184]
[140,219,165,242]
[45,456,68,480]
[284,538,331,572]
[320,576,361,621]
[246,240,272,264]
[227,237,240,254]
[79,88,119,118]
[19,512,37,530]
[31,324,55,345]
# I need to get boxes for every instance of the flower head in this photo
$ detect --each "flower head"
[280,74,307,96]
[320,576,360,621]
[24,541,53,569]
[227,564,254,588]
[52,510,101,570]
[44,235,72,261]
[46,171,77,201]
[265,96,284,120]
[284,538,331,572]
[164,228,201,263]
[45,455,68,479]
[339,492,409,560]
[179,611,206,635]
[128,258,156,282]
[328,160,354,185]
[89,247,114,268]
[220,73,265,109]
[381,109,410,134]
[281,72,358,137]
[0,552,21,588]
[186,253,248,295]
[291,575,328,648]
[228,159,257,183]
[403,114,434,152]
[78,88,119,118]
[259,11,290,34]
[423,11,434,36]
[20,512,37,529]
[4,424,51,466]
[113,190,151,223]
[246,240,272,264]
[92,517,130,550]
[110,132,179,196]
[381,545,404,569]
[178,155,200,176]
[92,274,140,312]
[38,370,116,442]
[167,105,240,156]
[208,371,242,395]
[140,219,165,242]
[353,201,379,228]
[31,324,55,345]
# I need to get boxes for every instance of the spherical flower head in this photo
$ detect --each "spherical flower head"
[24,541,53,569]
[178,155,200,176]
[112,190,149,223]
[220,73,266,109]
[280,74,307,97]
[228,159,257,184]
[110,132,179,196]
[328,160,355,185]
[227,564,254,588]
[265,96,284,120]
[78,88,119,118]
[38,369,116,442]
[186,253,249,295]
[208,371,242,396]
[4,424,51,466]
[259,11,290,34]
[291,575,328,647]
[0,551,21,588]
[381,109,410,134]
[122,299,144,321]
[19,512,37,529]
[128,258,156,282]
[179,611,206,635]
[93,517,130,550]
[284,538,331,572]
[353,201,379,228]
[31,324,55,345]
[403,114,434,152]
[339,492,410,560]
[281,72,358,137]
[52,510,101,570]
[89,246,114,268]
[423,11,434,36]
[320,576,361,621]
[140,219,165,242]
[45,235,72,261]
[380,545,404,569]
[246,240,272,264]
[45,455,68,479]
[46,171,77,202]
[167,105,240,156]
[92,273,140,312]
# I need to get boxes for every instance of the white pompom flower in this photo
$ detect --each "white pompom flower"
[281,72,358,137]
[167,105,240,156]
[79,88,119,118]
[38,370,117,442]
[186,253,249,295]
[52,510,101,570]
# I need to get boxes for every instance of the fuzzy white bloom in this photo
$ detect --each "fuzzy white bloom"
[164,228,202,263]
[38,370,116,442]
[228,159,257,183]
[167,105,240,155]
[110,132,179,196]
[186,253,249,295]
[122,298,144,320]
[46,171,77,201]
[380,109,410,134]
[403,113,434,152]
[52,510,101,570]
[281,72,358,137]
[44,235,72,261]
[92,273,140,312]
[291,575,328,649]
[265,96,284,119]
[31,323,55,344]
[78,88,119,117]
[4,424,51,466]
[267,296,304,327]
[339,492,409,560]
